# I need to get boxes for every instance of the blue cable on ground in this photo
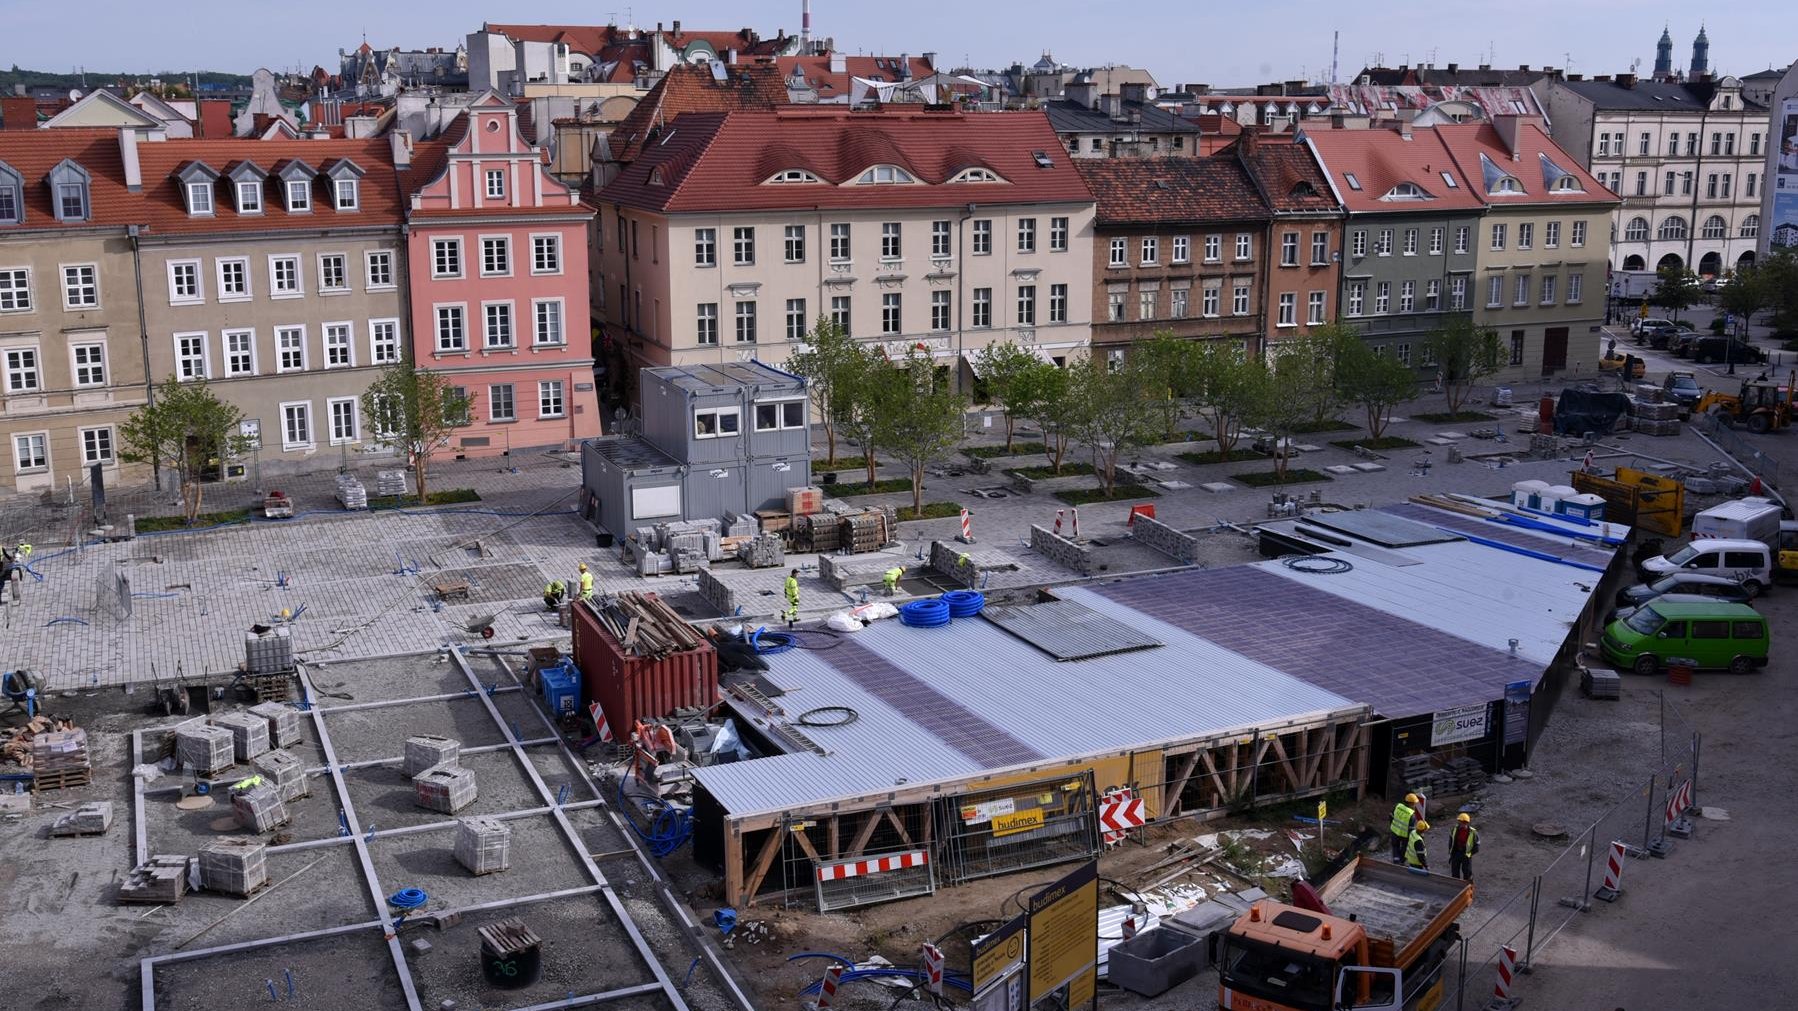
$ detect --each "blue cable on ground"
[940,589,985,618]
[617,777,692,857]
[796,968,974,997]
[387,888,428,910]
[749,627,797,654]
[899,599,951,627]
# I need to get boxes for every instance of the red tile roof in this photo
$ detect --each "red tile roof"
[600,108,1091,214]
[1301,127,1486,214]
[606,63,788,165]
[1075,156,1270,226]
[132,137,406,235]
[775,54,935,100]
[1431,121,1618,206]
[0,129,135,230]
[1232,136,1340,214]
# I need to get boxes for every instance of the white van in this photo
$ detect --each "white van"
[1640,538,1775,595]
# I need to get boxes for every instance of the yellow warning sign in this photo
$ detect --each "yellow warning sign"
[1027,860,1099,1009]
[991,808,1044,837]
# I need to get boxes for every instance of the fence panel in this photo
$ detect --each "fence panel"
[814,848,936,912]
[1530,824,1597,958]
[1439,877,1535,1011]
[1703,414,1783,489]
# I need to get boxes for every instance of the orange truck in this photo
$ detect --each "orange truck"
[1215,856,1474,1011]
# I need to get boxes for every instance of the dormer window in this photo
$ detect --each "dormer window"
[237,181,263,213]
[856,164,916,185]
[334,178,359,211]
[1553,176,1582,193]
[46,159,91,223]
[225,160,268,214]
[0,160,24,225]
[648,168,665,186]
[173,161,221,216]
[766,169,821,184]
[272,158,319,213]
[1381,182,1430,201]
[1289,182,1317,198]
[187,182,214,215]
[949,167,1005,183]
[286,179,311,211]
[1492,177,1520,194]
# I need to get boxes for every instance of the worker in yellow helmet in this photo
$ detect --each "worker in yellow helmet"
[1389,792,1422,863]
[1404,820,1431,870]
[1448,812,1480,881]
[883,565,904,596]
[543,580,567,610]
[784,569,800,625]
[577,562,594,601]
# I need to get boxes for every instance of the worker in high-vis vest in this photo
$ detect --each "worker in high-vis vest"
[1389,792,1422,863]
[577,562,594,600]
[543,580,567,610]
[231,774,265,792]
[1404,821,1431,870]
[784,569,801,624]
[1448,812,1480,881]
[883,566,904,596]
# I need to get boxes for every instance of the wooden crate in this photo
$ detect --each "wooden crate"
[752,509,791,534]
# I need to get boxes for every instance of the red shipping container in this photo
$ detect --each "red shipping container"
[570,598,719,737]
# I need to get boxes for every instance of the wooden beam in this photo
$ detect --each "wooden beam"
[1301,727,1330,785]
[1198,748,1230,807]
[827,815,840,859]
[724,825,745,908]
[1266,735,1300,794]
[846,811,882,858]
[884,808,914,848]
[742,827,786,905]
[1327,722,1360,782]
[1164,751,1203,818]
[790,826,823,865]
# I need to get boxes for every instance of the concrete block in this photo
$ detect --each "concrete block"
[1200,482,1236,493]
[1324,465,1358,475]
[1131,514,1199,565]
[1351,462,1386,472]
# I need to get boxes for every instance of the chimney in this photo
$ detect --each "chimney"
[1,96,36,130]
[802,0,812,53]
[922,52,937,70]
[829,51,846,74]
[727,49,738,66]
[656,21,663,32]
[900,54,912,81]
[672,19,680,35]
[118,128,141,192]
[1447,62,1459,74]
[389,129,412,170]
[1568,73,1584,82]
[198,98,232,137]
[1617,72,1637,88]
[1518,64,1530,72]
[1120,81,1148,104]
[1397,108,1415,139]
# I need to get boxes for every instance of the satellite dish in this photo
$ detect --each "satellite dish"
[69,89,84,101]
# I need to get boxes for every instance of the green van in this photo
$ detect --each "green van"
[1601,598,1770,675]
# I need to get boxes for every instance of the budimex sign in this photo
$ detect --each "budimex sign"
[990,808,1044,837]
[1430,703,1489,746]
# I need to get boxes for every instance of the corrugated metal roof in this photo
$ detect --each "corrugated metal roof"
[647,360,802,394]
[981,598,1163,661]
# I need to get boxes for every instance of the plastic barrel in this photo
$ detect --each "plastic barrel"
[482,941,543,989]
[1666,657,1695,687]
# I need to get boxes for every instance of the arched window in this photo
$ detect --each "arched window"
[1701,215,1728,239]
[1657,215,1688,240]
[1553,176,1582,192]
[765,169,822,184]
[1624,217,1649,241]
[1491,176,1521,194]
[1741,214,1760,238]
[1382,182,1429,200]
[948,167,1005,183]
[1622,254,1646,271]
[856,164,916,185]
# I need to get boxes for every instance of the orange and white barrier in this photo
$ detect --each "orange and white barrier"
[957,508,974,543]
[1054,509,1064,536]
[1594,840,1628,901]
[920,942,944,995]
[816,964,843,1008]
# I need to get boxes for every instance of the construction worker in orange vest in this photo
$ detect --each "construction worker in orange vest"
[1448,812,1480,881]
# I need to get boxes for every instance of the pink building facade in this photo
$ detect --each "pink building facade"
[406,97,600,456]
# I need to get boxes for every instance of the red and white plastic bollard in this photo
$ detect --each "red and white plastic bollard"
[1594,839,1628,901]
[816,964,844,1008]
[1488,944,1518,1007]
[920,943,944,995]
[1054,509,1064,536]
[589,702,613,743]
[1071,507,1080,538]
[1666,779,1694,838]
[1121,915,1138,941]
[957,507,974,544]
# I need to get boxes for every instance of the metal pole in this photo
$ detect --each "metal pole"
[314,685,521,714]
[303,738,557,776]
[1690,731,1701,810]
[1454,935,1467,1011]
[1523,876,1541,970]
[1642,775,1655,852]
[1580,826,1597,912]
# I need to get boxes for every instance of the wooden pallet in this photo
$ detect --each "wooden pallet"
[434,580,472,602]
[32,767,92,792]
[242,672,295,702]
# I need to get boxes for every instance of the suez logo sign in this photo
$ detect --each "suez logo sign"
[1430,703,1491,747]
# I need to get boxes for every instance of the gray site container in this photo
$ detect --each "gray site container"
[199,839,269,897]
[404,735,460,777]
[248,702,304,748]
[1105,927,1208,997]
[453,816,512,875]
[175,724,236,775]
[209,711,271,762]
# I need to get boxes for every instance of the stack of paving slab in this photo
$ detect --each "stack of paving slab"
[414,764,478,814]
[1399,754,1489,797]
[199,839,269,897]
[176,724,236,775]
[453,816,512,875]
[118,856,191,904]
[405,736,460,777]
[252,749,310,801]
[49,801,113,836]
[248,702,304,748]
[210,711,271,762]
[336,473,369,510]
[722,512,759,538]
[738,532,786,568]
[376,469,411,497]
[1631,399,1681,436]
[1582,666,1622,700]
[232,783,291,833]
[31,728,90,777]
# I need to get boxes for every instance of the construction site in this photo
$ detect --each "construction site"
[0,359,1792,1010]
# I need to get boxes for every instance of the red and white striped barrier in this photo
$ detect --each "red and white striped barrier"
[1665,780,1691,824]
[1594,840,1628,901]
[816,850,929,882]
[589,702,613,743]
[1099,788,1146,847]
[1493,944,1517,999]
[920,943,944,995]
[1121,915,1138,941]
[957,508,974,543]
[816,964,844,1008]
[1054,509,1064,536]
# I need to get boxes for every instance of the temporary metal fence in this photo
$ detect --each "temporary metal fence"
[934,772,1100,886]
[1702,413,1783,490]
[1437,697,1701,1009]
[814,847,937,912]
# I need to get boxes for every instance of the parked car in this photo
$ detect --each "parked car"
[1614,572,1757,614]
[1646,323,1695,350]
[1668,329,1704,356]
[1639,537,1775,594]
[1690,336,1767,365]
[1663,371,1703,415]
[1600,598,1769,675]
[1631,316,1674,339]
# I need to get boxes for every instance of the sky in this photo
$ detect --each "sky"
[7,0,1793,85]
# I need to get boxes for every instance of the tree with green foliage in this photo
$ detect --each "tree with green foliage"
[361,360,471,504]
[1716,265,1768,337]
[872,350,969,513]
[1129,333,1204,441]
[1422,317,1503,415]
[1190,341,1259,459]
[119,378,253,522]
[786,316,860,464]
[1242,357,1317,481]
[1651,265,1703,323]
[973,341,1048,452]
[1064,357,1159,497]
[1334,340,1418,439]
[1282,323,1360,426]
[1015,360,1075,473]
[833,345,896,487]
[1755,249,1798,338]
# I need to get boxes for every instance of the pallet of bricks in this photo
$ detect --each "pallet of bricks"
[336,473,369,510]
[31,726,91,792]
[840,505,896,554]
[1631,398,1681,436]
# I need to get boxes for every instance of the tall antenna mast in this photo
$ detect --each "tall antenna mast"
[1331,30,1339,84]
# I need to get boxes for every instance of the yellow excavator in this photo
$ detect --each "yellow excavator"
[1695,371,1794,434]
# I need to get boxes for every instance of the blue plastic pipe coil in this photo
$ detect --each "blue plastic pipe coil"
[940,589,985,618]
[898,599,952,627]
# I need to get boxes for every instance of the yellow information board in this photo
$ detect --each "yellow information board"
[991,808,1046,838]
[972,915,1027,991]
[1026,861,1099,1010]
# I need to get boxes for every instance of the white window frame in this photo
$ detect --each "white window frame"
[538,380,566,420]
[280,401,314,450]
[1399,280,1415,313]
[489,383,516,422]
[696,303,719,346]
[734,300,758,344]
[216,257,251,301]
[791,297,814,339]
[268,254,303,298]
[1017,217,1037,253]
[972,288,992,328]
[479,235,511,277]
[1235,233,1252,260]
[1232,284,1250,316]
[754,396,808,432]
[695,227,718,267]
[1172,235,1190,264]
[187,181,214,216]
[317,252,350,294]
[70,341,107,387]
[223,328,257,376]
[1108,237,1126,267]
[829,223,851,262]
[1567,273,1583,304]
[1141,236,1159,266]
[1425,279,1441,311]
[369,319,400,364]
[1514,274,1530,307]
[732,226,755,266]
[1347,282,1365,317]
[434,304,468,353]
[284,179,311,212]
[1450,276,1467,310]
[79,425,115,465]
[931,220,952,259]
[1169,287,1188,320]
[1277,292,1297,327]
[1374,281,1390,315]
[1428,227,1443,255]
[1486,275,1504,308]
[1204,234,1221,262]
[326,396,359,446]
[1570,221,1586,247]
[1351,230,1367,258]
[881,222,903,261]
[880,292,901,335]
[1539,275,1557,305]
[0,266,31,313]
[533,298,566,346]
[12,431,48,473]
[1307,290,1326,324]
[334,178,359,211]
[167,259,203,305]
[482,301,516,350]
[364,250,396,290]
[173,331,210,380]
[236,180,263,214]
[485,169,505,200]
[1454,226,1470,254]
[1543,221,1560,249]
[1050,217,1069,252]
[4,345,41,393]
[1402,228,1417,256]
[1203,284,1221,317]
[693,406,740,438]
[322,321,354,368]
[61,263,99,309]
[275,325,308,372]
[431,237,464,279]
[520,232,561,276]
